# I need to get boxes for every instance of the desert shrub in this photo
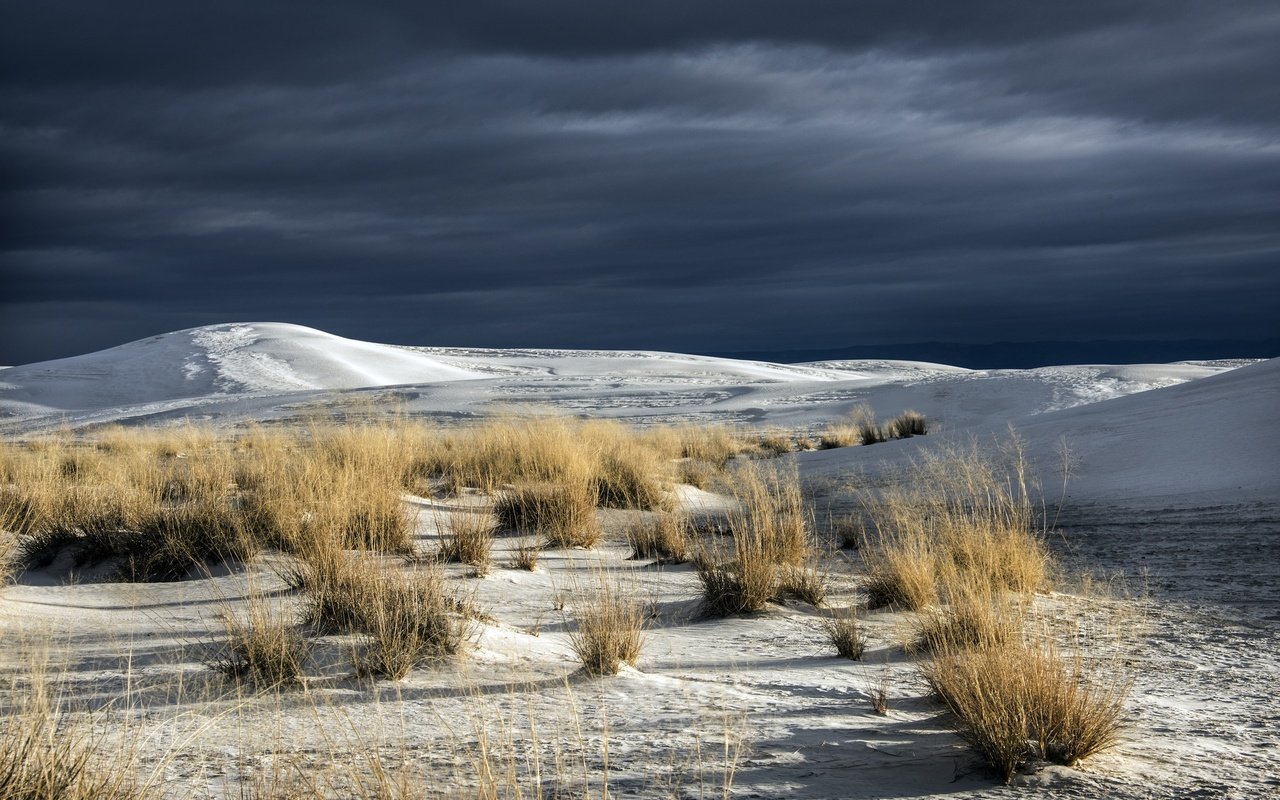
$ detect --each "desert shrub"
[438,509,496,575]
[888,410,928,438]
[921,640,1129,782]
[210,595,309,689]
[495,482,600,549]
[625,512,690,563]
[822,607,866,660]
[568,576,646,676]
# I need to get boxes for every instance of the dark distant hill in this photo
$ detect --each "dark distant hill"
[711,339,1280,369]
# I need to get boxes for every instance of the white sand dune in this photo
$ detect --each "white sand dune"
[802,356,1280,507]
[0,323,1239,433]
[0,322,487,413]
[1,324,1276,798]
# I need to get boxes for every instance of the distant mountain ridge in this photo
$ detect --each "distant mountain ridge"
[713,338,1280,370]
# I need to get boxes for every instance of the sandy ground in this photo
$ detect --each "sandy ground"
[3,493,1277,798]
[1,324,1276,798]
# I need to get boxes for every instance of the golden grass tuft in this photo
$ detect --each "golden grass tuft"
[438,508,497,575]
[860,439,1050,610]
[567,576,646,676]
[778,559,827,606]
[888,410,928,438]
[210,593,310,689]
[495,482,601,549]
[353,567,476,680]
[625,511,691,563]
[921,639,1130,782]
[696,464,815,616]
[822,607,866,660]
[507,536,540,571]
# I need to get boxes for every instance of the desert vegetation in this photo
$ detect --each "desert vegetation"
[0,416,1131,794]
[818,404,928,449]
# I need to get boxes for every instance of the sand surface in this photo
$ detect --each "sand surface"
[1,324,1275,798]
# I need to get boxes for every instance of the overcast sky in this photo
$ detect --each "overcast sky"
[2,1,1278,364]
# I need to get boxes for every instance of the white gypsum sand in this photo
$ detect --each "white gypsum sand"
[0,323,1275,798]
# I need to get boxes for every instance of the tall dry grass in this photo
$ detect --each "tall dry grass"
[860,440,1050,610]
[922,638,1130,781]
[568,575,647,676]
[696,464,819,615]
[625,511,691,563]
[438,508,497,575]
[495,482,601,548]
[0,650,149,800]
[210,592,310,690]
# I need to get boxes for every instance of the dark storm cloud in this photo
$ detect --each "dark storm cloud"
[2,1,1279,364]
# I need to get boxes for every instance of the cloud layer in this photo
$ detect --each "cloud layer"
[3,1,1278,363]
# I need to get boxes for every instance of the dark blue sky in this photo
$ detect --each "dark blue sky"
[2,1,1278,365]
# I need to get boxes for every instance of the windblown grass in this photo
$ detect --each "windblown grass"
[438,508,497,575]
[921,638,1129,781]
[567,575,646,676]
[860,439,1051,610]
[210,593,310,690]
[495,482,601,549]
[696,464,818,616]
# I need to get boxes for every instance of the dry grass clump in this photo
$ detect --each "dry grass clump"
[676,459,714,490]
[753,431,795,457]
[408,417,674,511]
[664,424,751,468]
[508,537,540,571]
[778,559,827,606]
[909,584,1023,654]
[921,640,1129,782]
[822,607,866,660]
[818,404,876,449]
[696,464,817,616]
[0,658,148,800]
[625,512,691,563]
[495,482,601,549]
[438,509,496,575]
[819,405,927,449]
[210,594,310,689]
[889,410,928,438]
[353,568,475,680]
[0,424,419,581]
[568,576,646,676]
[860,440,1050,610]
